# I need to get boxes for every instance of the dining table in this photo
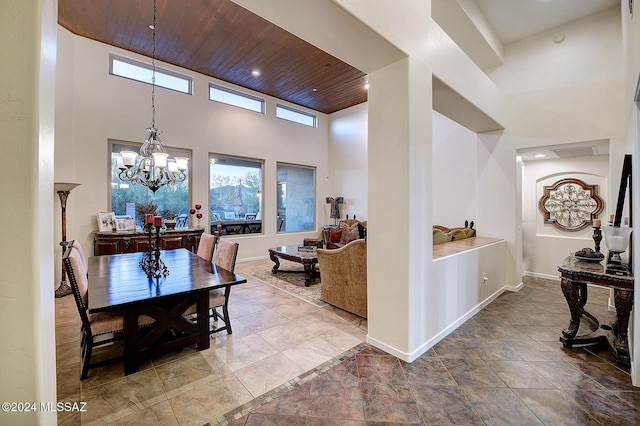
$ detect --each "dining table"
[87,248,246,375]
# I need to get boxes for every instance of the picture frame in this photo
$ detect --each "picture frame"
[115,217,136,231]
[97,212,116,232]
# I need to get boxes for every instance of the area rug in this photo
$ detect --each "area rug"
[240,259,326,307]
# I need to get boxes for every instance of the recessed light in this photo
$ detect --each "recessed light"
[553,34,565,44]
[251,69,261,77]
[534,153,546,158]
[312,88,318,92]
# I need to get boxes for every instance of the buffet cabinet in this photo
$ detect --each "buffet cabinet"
[93,228,204,256]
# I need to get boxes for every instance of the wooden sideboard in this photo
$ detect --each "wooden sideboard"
[93,228,204,256]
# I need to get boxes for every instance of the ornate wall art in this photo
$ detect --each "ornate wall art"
[539,178,604,231]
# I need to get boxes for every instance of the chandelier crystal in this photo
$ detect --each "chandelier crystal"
[116,0,188,194]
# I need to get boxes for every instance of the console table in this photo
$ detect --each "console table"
[558,254,634,366]
[94,228,204,256]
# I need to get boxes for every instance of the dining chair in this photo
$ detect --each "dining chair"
[197,232,216,261]
[62,240,154,379]
[209,237,239,334]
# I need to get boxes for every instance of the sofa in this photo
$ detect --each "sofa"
[316,239,367,318]
[323,219,367,249]
[433,221,476,245]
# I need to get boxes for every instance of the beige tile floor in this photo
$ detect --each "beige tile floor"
[55,259,367,425]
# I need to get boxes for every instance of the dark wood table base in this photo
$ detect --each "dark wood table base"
[558,255,634,367]
[123,291,210,375]
[268,246,319,286]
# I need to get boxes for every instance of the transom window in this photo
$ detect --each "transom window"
[209,84,265,114]
[109,54,192,94]
[276,104,317,128]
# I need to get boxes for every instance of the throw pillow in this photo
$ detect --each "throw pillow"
[340,222,359,244]
[329,228,342,243]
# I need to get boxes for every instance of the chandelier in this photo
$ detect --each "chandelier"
[116,0,188,194]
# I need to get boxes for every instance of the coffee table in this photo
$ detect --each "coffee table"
[268,245,319,286]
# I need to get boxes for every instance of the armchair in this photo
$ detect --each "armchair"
[316,239,367,317]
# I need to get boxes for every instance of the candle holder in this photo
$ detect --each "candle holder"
[592,225,603,252]
[139,222,169,278]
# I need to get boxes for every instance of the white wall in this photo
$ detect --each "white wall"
[54,28,331,275]
[621,0,640,385]
[328,103,368,220]
[481,7,624,286]
[432,110,477,227]
[522,155,610,278]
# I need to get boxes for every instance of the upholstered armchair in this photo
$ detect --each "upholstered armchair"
[316,239,367,317]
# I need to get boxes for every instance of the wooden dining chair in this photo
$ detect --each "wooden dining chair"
[209,237,239,334]
[196,232,216,261]
[63,240,154,379]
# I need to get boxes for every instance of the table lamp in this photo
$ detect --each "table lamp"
[602,225,633,275]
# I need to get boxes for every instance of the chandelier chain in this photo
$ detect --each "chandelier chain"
[151,0,157,128]
[116,0,188,194]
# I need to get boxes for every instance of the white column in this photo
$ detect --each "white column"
[366,56,434,359]
[0,0,58,424]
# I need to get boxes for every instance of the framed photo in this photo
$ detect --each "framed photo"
[115,217,136,231]
[97,212,116,232]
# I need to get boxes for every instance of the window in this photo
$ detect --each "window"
[109,140,191,227]
[276,104,317,127]
[209,84,265,113]
[210,154,263,234]
[110,54,192,94]
[276,163,315,232]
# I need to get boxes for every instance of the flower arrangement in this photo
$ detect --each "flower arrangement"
[161,209,178,229]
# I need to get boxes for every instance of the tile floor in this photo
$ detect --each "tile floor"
[57,264,639,425]
[55,259,367,425]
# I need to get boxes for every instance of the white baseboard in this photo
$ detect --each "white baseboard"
[523,271,560,281]
[366,284,511,363]
[236,255,269,263]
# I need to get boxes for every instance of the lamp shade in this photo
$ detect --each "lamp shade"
[602,226,632,252]
[152,152,169,169]
[121,151,138,167]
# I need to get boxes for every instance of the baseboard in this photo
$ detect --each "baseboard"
[236,255,269,263]
[505,281,524,292]
[523,271,560,281]
[367,284,510,363]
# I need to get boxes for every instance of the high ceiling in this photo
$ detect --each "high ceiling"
[475,0,619,44]
[58,0,620,115]
[58,0,368,114]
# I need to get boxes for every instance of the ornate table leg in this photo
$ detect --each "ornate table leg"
[560,277,582,340]
[303,263,312,287]
[613,288,633,365]
[270,251,280,274]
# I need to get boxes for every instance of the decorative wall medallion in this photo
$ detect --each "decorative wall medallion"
[539,178,604,231]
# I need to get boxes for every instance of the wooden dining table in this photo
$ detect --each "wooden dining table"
[87,248,246,375]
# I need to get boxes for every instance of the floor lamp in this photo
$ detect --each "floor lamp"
[55,182,81,298]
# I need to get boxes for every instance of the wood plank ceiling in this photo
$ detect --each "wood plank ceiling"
[58,0,369,114]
